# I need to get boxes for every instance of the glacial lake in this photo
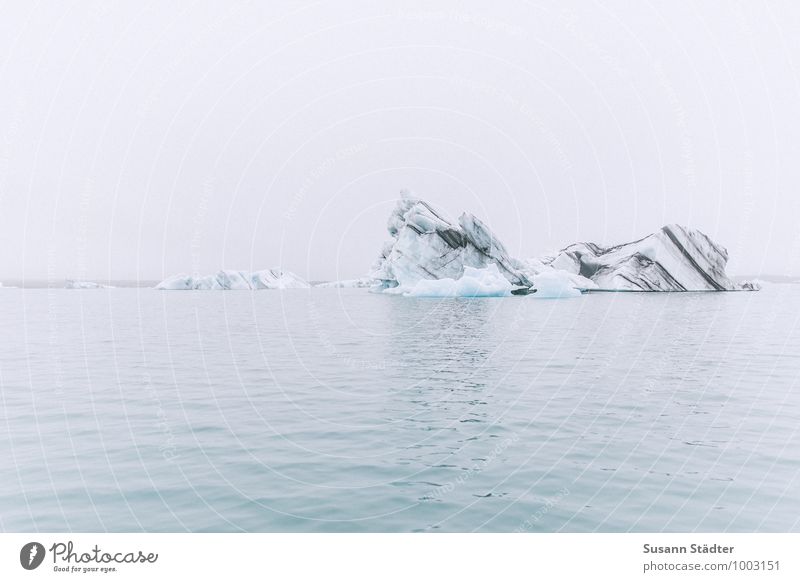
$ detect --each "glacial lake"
[1,285,798,532]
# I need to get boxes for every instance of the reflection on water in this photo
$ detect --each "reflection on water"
[0,286,799,532]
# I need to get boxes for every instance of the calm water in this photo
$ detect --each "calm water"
[1,285,799,532]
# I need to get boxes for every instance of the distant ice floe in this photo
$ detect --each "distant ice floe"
[740,280,763,291]
[156,269,309,290]
[65,280,112,289]
[314,277,377,289]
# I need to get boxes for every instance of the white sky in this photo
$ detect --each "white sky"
[1,0,799,281]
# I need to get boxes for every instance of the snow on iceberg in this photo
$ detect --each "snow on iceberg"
[371,190,533,291]
[156,269,309,290]
[542,225,747,292]
[385,264,513,297]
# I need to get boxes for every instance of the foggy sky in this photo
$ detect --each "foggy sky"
[1,0,799,282]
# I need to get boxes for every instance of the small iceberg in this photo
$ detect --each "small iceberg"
[65,280,112,289]
[314,277,377,289]
[155,269,309,290]
[740,280,763,291]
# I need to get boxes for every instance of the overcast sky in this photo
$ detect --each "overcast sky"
[1,0,799,282]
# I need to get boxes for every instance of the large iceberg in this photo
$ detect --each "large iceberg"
[156,269,309,290]
[542,225,744,291]
[371,190,533,291]
[369,191,747,295]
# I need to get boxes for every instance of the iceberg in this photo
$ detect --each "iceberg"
[65,280,112,289]
[371,190,533,292]
[542,225,746,291]
[314,277,377,289]
[156,269,309,290]
[739,280,762,291]
[366,191,750,296]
